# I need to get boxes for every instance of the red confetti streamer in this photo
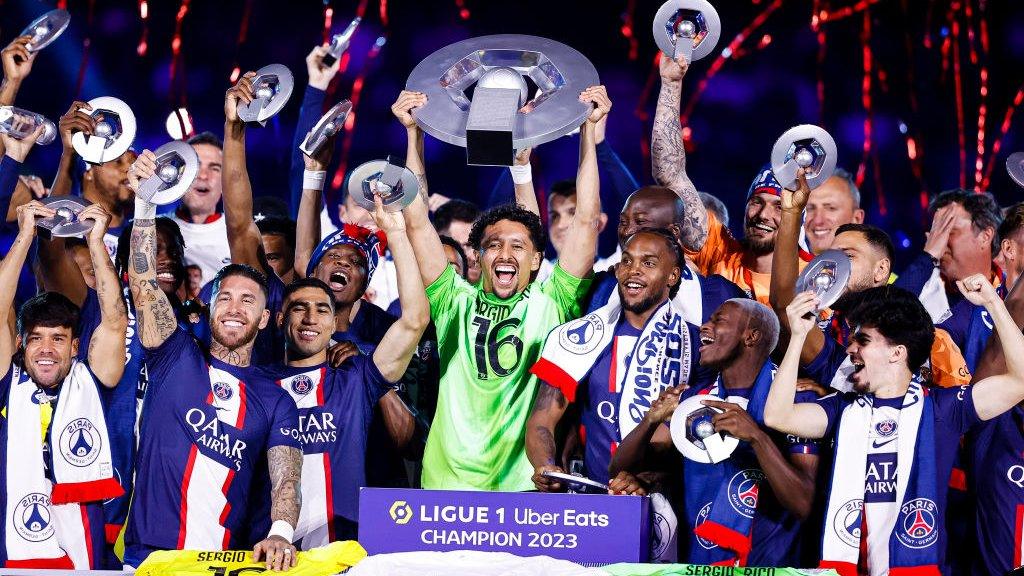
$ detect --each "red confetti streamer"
[816,28,827,125]
[981,82,1024,190]
[379,0,389,28]
[168,0,191,103]
[331,36,387,193]
[621,0,639,61]
[57,0,67,9]
[227,0,253,81]
[137,0,149,56]
[73,0,96,99]
[455,0,471,20]
[323,5,334,45]
[815,0,883,24]
[856,9,884,214]
[951,9,966,189]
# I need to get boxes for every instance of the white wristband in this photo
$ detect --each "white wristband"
[268,520,294,543]
[509,163,532,185]
[303,170,326,191]
[134,197,156,220]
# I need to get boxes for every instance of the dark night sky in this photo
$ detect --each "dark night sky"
[4,0,1024,265]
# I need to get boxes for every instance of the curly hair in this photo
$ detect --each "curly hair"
[622,227,685,299]
[467,203,546,254]
[848,285,935,373]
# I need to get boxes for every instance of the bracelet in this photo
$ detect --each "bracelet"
[134,197,156,220]
[268,520,294,543]
[509,163,532,185]
[303,170,326,191]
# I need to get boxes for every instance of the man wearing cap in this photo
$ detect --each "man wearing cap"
[651,53,806,305]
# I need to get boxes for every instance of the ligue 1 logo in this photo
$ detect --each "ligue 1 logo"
[727,469,765,518]
[694,502,717,550]
[291,374,314,396]
[897,498,938,549]
[389,500,412,525]
[212,381,233,401]
[59,417,101,467]
[558,314,604,355]
[832,498,864,548]
[15,493,54,542]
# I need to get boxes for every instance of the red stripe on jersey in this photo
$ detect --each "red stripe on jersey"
[609,337,619,393]
[948,467,967,491]
[235,382,247,429]
[323,452,336,543]
[218,468,237,549]
[176,445,199,549]
[317,367,327,406]
[1014,504,1024,568]
[79,504,94,569]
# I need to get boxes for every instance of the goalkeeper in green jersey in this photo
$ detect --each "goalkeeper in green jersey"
[390,86,611,491]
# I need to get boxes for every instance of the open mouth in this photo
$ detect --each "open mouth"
[156,271,176,283]
[623,280,644,297]
[810,228,832,238]
[221,318,245,329]
[699,332,715,351]
[328,271,349,292]
[494,264,517,287]
[749,222,776,234]
[35,359,56,367]
[297,329,319,341]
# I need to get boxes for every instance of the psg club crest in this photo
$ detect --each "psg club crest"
[833,499,864,548]
[558,314,604,355]
[727,469,766,518]
[897,498,938,549]
[694,502,717,550]
[58,417,101,467]
[15,493,54,542]
[291,374,314,396]
[875,418,898,437]
[212,381,233,401]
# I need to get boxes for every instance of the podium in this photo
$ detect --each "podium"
[358,488,651,566]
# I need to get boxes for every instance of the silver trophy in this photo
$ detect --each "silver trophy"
[540,470,609,494]
[771,124,838,190]
[237,64,294,126]
[70,97,137,165]
[1007,152,1024,189]
[348,157,419,213]
[136,141,200,205]
[406,34,600,166]
[21,9,71,53]
[0,106,57,145]
[796,249,852,312]
[322,17,361,67]
[653,0,722,62]
[671,394,741,464]
[36,196,93,240]
[300,100,352,157]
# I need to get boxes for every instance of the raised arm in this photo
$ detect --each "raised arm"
[957,275,1024,420]
[510,147,539,216]
[763,292,830,439]
[293,132,335,278]
[49,101,96,198]
[222,72,264,271]
[288,44,340,215]
[557,86,608,279]
[252,445,302,571]
[526,384,569,491]
[651,54,707,251]
[0,36,35,107]
[1,200,53,369]
[769,172,822,361]
[126,152,179,349]
[391,90,448,286]
[77,204,127,387]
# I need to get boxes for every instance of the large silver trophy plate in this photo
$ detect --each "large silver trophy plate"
[671,394,742,464]
[771,124,838,190]
[653,0,721,62]
[300,100,352,157]
[348,157,419,213]
[137,140,200,205]
[237,64,294,126]
[37,196,93,240]
[1007,152,1024,189]
[406,34,600,166]
[796,249,852,312]
[21,9,71,53]
[70,97,137,165]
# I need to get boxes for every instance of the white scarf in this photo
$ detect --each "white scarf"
[4,360,121,567]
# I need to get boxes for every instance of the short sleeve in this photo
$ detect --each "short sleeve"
[786,390,825,454]
[802,334,847,388]
[425,265,474,325]
[539,263,593,319]
[931,384,981,435]
[359,356,392,406]
[144,327,198,396]
[266,391,302,450]
[814,392,846,438]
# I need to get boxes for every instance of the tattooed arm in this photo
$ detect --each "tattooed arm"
[127,153,179,350]
[392,90,448,287]
[651,54,708,251]
[80,204,127,388]
[526,384,569,492]
[252,445,301,571]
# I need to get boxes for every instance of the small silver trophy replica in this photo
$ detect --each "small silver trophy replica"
[671,394,741,464]
[0,106,56,145]
[21,9,71,53]
[300,100,352,157]
[136,140,200,206]
[796,249,853,313]
[652,0,721,62]
[70,97,137,165]
[36,196,92,240]
[237,64,294,127]
[770,124,838,190]
[348,156,420,213]
[406,34,600,166]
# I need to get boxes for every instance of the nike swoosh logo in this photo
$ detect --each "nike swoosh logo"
[872,438,896,449]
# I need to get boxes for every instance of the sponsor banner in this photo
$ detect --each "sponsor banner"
[358,488,650,565]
